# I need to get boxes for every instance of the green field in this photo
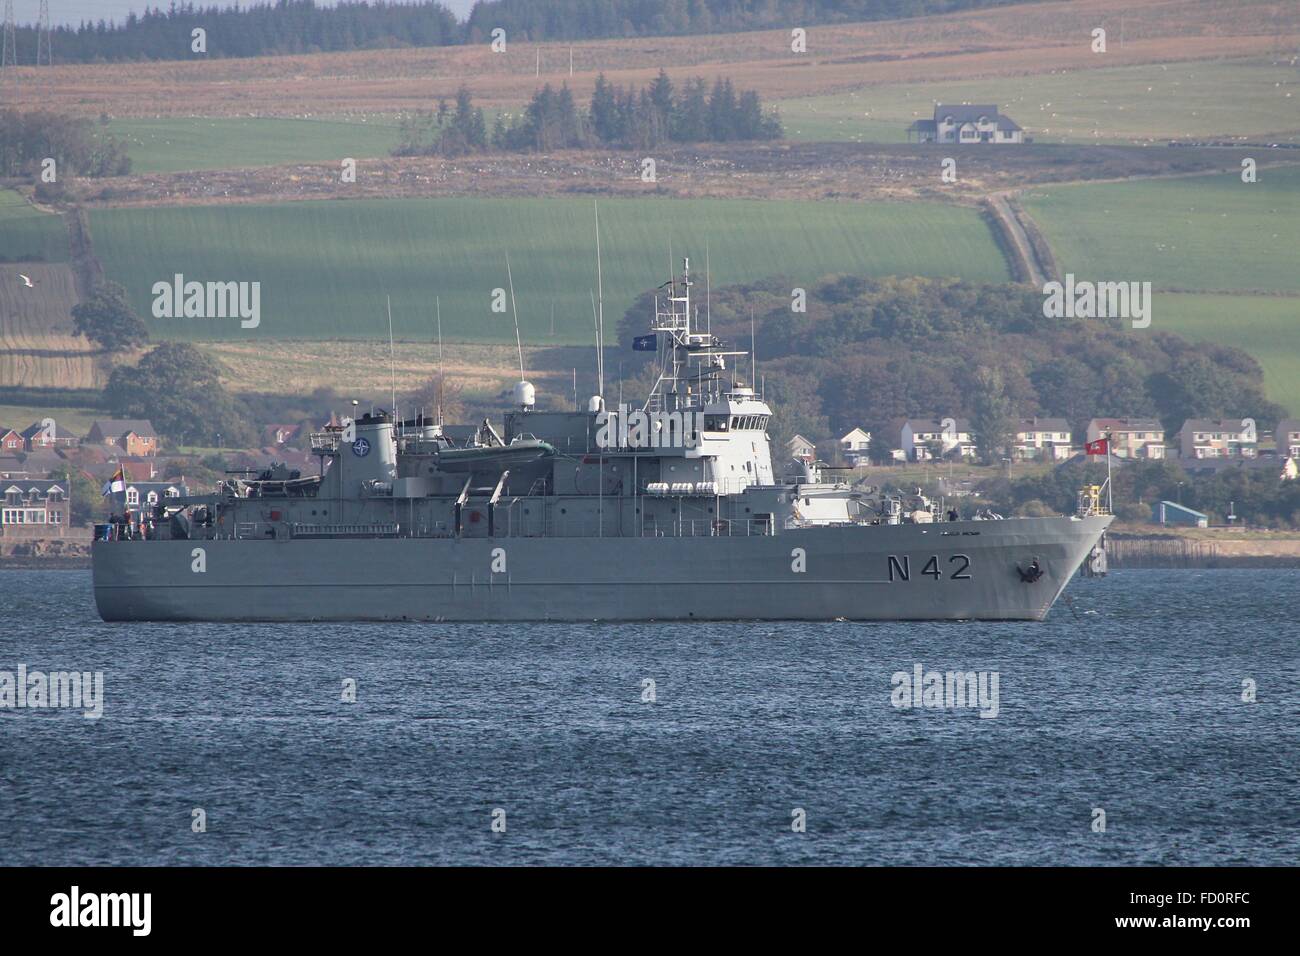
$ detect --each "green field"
[0,189,69,263]
[0,402,100,436]
[1158,293,1300,414]
[1023,165,1300,294]
[776,58,1300,145]
[100,116,405,174]
[88,196,1010,343]
[1022,166,1300,412]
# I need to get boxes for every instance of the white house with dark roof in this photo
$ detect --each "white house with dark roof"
[1177,419,1258,460]
[785,434,817,463]
[122,479,188,511]
[839,427,872,466]
[1013,417,1073,461]
[907,104,1024,144]
[901,417,975,461]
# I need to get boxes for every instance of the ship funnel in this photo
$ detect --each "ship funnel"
[346,411,397,492]
[514,380,536,411]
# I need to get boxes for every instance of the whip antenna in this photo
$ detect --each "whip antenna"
[504,251,525,381]
[386,294,398,423]
[593,200,605,398]
[436,295,444,425]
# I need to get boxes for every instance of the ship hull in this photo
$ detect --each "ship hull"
[92,516,1110,622]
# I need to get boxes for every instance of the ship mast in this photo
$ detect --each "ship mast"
[646,257,743,413]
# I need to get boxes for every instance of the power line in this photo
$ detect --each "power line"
[36,0,51,66]
[2,1,17,72]
[1,0,15,102]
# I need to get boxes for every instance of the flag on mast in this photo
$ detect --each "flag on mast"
[1084,437,1109,456]
[101,466,125,497]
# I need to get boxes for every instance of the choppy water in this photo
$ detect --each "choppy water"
[1,569,1296,865]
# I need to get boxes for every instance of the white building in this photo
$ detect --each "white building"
[901,417,975,461]
[907,104,1024,144]
[1177,419,1258,460]
[785,434,816,463]
[1013,417,1073,461]
[839,427,871,466]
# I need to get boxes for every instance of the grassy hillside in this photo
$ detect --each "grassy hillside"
[88,196,1010,344]
[1023,165,1300,294]
[1158,293,1299,415]
[101,116,405,174]
[99,57,1300,171]
[0,190,69,263]
[776,58,1300,145]
[0,402,102,437]
[1021,166,1300,413]
[10,0,1296,120]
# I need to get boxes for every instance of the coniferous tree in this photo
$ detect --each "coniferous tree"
[590,74,619,143]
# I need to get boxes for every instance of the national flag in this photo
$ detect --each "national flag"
[101,467,125,496]
[1085,438,1109,456]
[632,334,657,351]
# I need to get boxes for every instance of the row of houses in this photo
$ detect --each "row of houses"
[1,419,159,457]
[2,417,321,459]
[0,476,189,539]
[0,417,192,539]
[788,417,1300,466]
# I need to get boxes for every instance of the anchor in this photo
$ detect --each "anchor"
[1016,557,1044,583]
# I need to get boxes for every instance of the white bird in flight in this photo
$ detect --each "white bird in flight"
[17,273,34,288]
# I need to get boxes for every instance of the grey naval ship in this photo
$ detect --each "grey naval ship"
[93,260,1111,622]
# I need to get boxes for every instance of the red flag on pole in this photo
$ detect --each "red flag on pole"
[1085,438,1109,456]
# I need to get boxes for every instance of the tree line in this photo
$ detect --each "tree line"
[395,73,780,156]
[0,110,131,181]
[4,1,459,64]
[617,273,1289,458]
[466,0,1026,41]
[4,0,1024,64]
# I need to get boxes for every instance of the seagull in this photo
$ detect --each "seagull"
[17,273,34,288]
